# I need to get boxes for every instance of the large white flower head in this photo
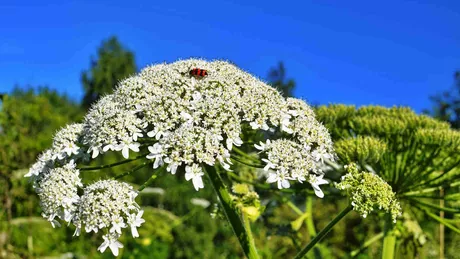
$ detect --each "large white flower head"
[27,58,335,256]
[80,59,335,194]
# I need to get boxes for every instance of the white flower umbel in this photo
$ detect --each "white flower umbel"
[260,139,331,196]
[26,124,84,179]
[25,149,54,178]
[51,124,84,160]
[27,58,336,254]
[35,161,82,227]
[74,180,144,256]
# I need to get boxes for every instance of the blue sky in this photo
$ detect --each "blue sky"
[1,0,459,112]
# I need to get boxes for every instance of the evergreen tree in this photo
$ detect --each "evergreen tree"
[267,61,296,97]
[81,36,137,109]
[427,71,460,128]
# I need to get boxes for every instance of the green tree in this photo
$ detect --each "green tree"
[267,62,296,97]
[81,36,137,109]
[0,87,82,257]
[427,71,460,128]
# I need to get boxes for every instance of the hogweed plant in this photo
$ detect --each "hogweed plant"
[316,105,460,258]
[27,59,401,258]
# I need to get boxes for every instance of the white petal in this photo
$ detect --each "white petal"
[266,173,278,183]
[147,130,156,137]
[92,148,100,159]
[98,242,108,253]
[171,164,178,174]
[281,179,290,189]
[130,143,140,152]
[263,163,273,172]
[103,145,112,152]
[192,176,204,191]
[313,188,325,198]
[277,180,283,189]
[122,147,129,159]
[233,137,243,146]
[185,172,193,181]
[131,226,139,238]
[317,178,329,185]
[109,241,123,256]
[250,121,260,129]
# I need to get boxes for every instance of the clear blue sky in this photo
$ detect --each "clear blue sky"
[1,0,459,112]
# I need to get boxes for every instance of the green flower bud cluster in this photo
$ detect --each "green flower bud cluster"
[231,183,263,222]
[315,105,450,140]
[415,128,460,149]
[336,164,402,223]
[334,136,388,164]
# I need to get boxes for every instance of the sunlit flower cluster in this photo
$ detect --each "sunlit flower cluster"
[27,59,335,255]
[26,124,144,256]
[79,59,334,193]
[35,160,82,227]
[336,164,402,223]
[74,180,145,256]
[26,123,84,179]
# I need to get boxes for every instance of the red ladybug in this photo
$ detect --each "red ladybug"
[190,68,208,78]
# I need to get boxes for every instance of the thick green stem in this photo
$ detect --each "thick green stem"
[204,165,260,259]
[242,213,258,256]
[306,197,317,237]
[382,215,396,259]
[293,205,353,259]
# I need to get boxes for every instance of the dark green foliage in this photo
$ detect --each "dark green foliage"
[81,36,137,109]
[268,62,296,97]
[0,87,82,173]
[0,87,83,257]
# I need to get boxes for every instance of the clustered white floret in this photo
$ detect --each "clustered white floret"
[74,180,145,256]
[26,123,85,179]
[27,59,335,255]
[26,124,144,256]
[35,160,82,227]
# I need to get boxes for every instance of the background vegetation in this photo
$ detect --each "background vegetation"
[0,36,459,258]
